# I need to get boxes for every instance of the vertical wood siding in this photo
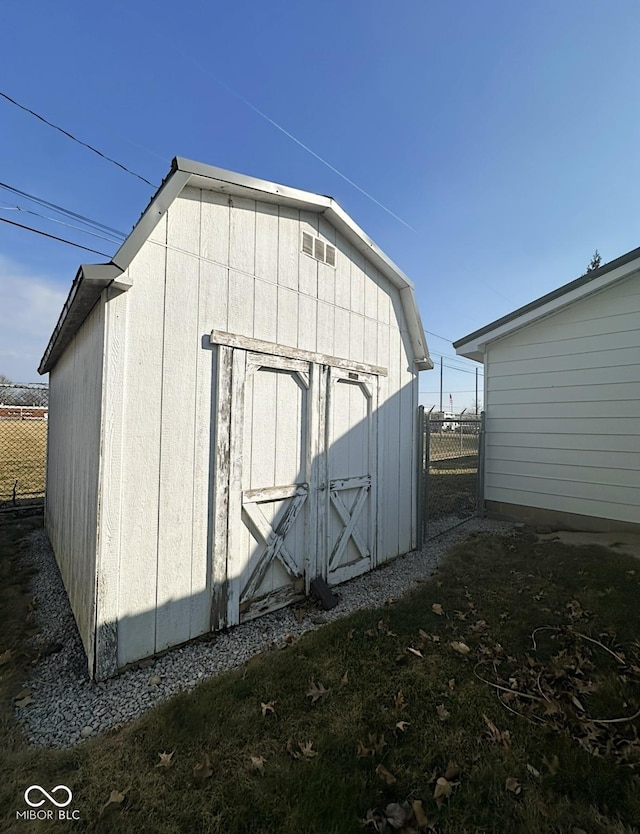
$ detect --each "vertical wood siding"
[102,186,417,669]
[484,274,640,524]
[46,300,104,673]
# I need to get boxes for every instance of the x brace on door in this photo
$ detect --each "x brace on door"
[329,476,371,569]
[240,488,307,602]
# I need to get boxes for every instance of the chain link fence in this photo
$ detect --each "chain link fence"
[0,382,49,508]
[417,409,485,544]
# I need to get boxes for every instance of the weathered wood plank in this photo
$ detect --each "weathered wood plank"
[242,483,308,502]
[155,238,199,653]
[255,201,279,283]
[253,279,278,343]
[210,329,387,376]
[277,286,299,348]
[349,313,365,363]
[228,270,255,337]
[333,305,350,361]
[316,302,335,358]
[317,216,336,304]
[297,294,317,353]
[116,237,166,666]
[334,233,351,309]
[364,261,380,320]
[229,196,256,275]
[212,346,233,629]
[200,261,229,332]
[95,289,124,679]
[200,190,230,265]
[226,348,247,626]
[299,211,318,297]
[278,204,299,290]
[350,247,365,315]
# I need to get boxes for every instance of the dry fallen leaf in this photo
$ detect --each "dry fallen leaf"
[250,755,265,774]
[448,678,456,691]
[369,733,387,757]
[411,799,430,828]
[406,647,424,658]
[13,688,31,701]
[432,603,444,616]
[298,740,318,759]
[306,679,330,703]
[482,714,511,748]
[384,802,407,829]
[14,696,33,708]
[506,777,522,795]
[193,753,213,780]
[395,720,410,733]
[100,787,129,815]
[348,628,355,639]
[571,695,585,713]
[444,761,461,781]
[341,670,349,684]
[285,738,301,760]
[357,739,373,758]
[450,641,471,655]
[433,777,453,807]
[436,704,451,722]
[526,764,541,778]
[375,764,397,785]
[261,700,277,717]
[156,751,175,768]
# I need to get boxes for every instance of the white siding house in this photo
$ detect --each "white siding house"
[40,158,432,680]
[454,248,640,532]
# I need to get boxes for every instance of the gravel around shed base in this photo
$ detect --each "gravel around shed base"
[15,518,514,748]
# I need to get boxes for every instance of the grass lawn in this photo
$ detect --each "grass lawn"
[1,516,639,833]
[0,421,47,502]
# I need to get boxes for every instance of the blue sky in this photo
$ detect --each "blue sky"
[1,0,639,409]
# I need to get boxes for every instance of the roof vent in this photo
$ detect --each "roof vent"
[301,231,336,268]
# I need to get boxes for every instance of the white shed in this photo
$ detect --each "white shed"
[454,247,640,532]
[39,158,432,680]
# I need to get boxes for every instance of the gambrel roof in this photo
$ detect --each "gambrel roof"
[40,158,432,374]
[454,245,640,362]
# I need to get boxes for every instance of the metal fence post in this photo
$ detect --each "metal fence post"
[424,414,431,541]
[416,405,424,549]
[477,410,486,517]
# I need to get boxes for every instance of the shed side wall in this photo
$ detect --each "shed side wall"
[484,273,640,524]
[46,298,104,672]
[108,188,417,668]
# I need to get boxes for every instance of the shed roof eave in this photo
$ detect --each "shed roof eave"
[38,263,123,374]
[453,247,640,356]
[41,156,431,372]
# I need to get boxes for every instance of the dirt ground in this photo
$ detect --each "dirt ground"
[537,529,640,561]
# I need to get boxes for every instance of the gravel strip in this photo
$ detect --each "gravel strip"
[15,517,514,748]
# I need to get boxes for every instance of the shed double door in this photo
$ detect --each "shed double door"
[215,346,377,627]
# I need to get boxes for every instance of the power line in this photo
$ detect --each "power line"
[0,181,126,237]
[424,328,454,343]
[0,204,124,245]
[442,363,483,376]
[0,91,158,188]
[0,216,112,258]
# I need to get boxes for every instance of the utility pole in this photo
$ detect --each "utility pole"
[439,356,443,413]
